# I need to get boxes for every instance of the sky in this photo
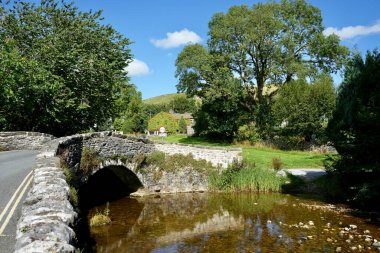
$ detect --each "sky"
[72,0,380,99]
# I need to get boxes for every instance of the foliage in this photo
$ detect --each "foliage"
[80,147,101,174]
[178,116,187,134]
[0,0,131,136]
[69,186,79,206]
[113,84,146,133]
[170,96,196,113]
[272,157,283,171]
[176,44,251,139]
[90,204,111,226]
[209,161,285,192]
[272,74,336,142]
[143,103,170,120]
[176,0,348,137]
[144,151,215,173]
[235,123,260,144]
[326,50,380,210]
[147,112,178,133]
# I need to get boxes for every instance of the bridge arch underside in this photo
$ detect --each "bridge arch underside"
[79,165,143,208]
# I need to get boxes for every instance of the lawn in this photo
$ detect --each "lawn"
[150,134,328,169]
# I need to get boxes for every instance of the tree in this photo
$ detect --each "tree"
[170,96,196,114]
[113,84,146,133]
[176,44,250,139]
[272,73,336,141]
[0,0,131,136]
[178,116,187,134]
[327,51,380,209]
[148,112,178,133]
[176,1,348,135]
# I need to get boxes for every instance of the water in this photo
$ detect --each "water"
[88,193,380,253]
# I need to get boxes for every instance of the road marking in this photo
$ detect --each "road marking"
[0,171,33,235]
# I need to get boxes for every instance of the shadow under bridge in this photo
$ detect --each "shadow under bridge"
[79,165,143,208]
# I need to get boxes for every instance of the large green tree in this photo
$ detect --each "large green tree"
[176,0,348,138]
[327,51,380,209]
[272,73,336,142]
[208,0,348,103]
[176,44,249,138]
[0,0,131,136]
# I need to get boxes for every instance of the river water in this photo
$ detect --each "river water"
[88,193,380,253]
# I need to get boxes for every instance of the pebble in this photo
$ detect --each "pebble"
[267,220,272,224]
[365,238,372,244]
[364,230,371,234]
[326,222,331,227]
[299,222,304,226]
[327,238,333,243]
[307,236,313,240]
[335,246,342,252]
[351,246,357,251]
[373,241,380,248]
[350,224,357,229]
[349,235,354,240]
[346,239,352,243]
[309,221,314,226]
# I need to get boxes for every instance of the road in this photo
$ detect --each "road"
[0,150,38,253]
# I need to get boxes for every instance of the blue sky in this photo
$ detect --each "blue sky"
[74,0,380,99]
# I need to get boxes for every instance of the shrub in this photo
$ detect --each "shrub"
[235,123,260,144]
[69,186,79,206]
[144,151,214,173]
[90,204,111,226]
[272,157,283,171]
[209,161,284,192]
[80,147,101,174]
[178,116,187,134]
[148,112,178,133]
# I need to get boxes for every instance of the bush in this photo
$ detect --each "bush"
[235,123,260,144]
[148,112,178,133]
[178,116,187,134]
[90,204,111,226]
[272,157,283,171]
[209,161,285,192]
[80,147,101,174]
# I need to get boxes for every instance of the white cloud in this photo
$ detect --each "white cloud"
[151,29,202,49]
[324,21,380,40]
[125,59,150,77]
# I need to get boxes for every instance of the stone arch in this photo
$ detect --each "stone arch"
[79,165,143,208]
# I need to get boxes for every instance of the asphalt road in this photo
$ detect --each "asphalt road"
[0,150,38,253]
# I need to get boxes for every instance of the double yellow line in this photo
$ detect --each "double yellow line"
[0,170,34,235]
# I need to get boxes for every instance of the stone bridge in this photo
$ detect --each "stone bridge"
[1,131,242,252]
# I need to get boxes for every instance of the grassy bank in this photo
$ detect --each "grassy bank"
[209,162,285,192]
[150,134,328,169]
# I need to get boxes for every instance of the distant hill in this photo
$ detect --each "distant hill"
[143,93,186,105]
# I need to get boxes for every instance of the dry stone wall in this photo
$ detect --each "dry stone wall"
[0,131,55,150]
[154,142,243,168]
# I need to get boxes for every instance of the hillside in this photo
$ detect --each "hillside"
[143,93,186,105]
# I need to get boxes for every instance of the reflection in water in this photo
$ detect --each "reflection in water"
[89,193,380,253]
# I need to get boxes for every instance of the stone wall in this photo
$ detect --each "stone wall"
[15,151,77,253]
[154,142,243,168]
[0,131,55,150]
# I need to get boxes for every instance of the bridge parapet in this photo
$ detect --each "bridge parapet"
[0,131,55,150]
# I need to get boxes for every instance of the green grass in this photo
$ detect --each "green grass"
[150,134,329,169]
[143,93,186,105]
[209,162,285,192]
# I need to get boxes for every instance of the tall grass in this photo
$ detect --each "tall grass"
[209,162,285,192]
